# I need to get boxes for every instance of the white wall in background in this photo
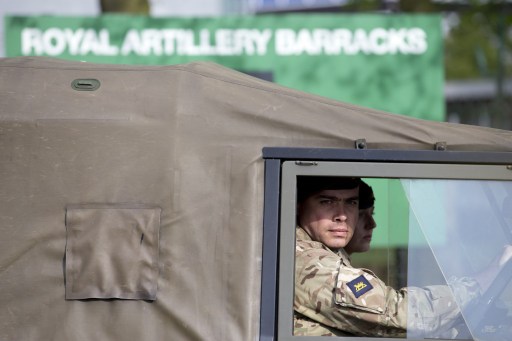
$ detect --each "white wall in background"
[149,0,223,17]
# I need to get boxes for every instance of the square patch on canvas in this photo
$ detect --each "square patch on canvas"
[65,205,161,300]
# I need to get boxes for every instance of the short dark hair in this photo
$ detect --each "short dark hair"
[359,181,375,209]
[297,176,360,203]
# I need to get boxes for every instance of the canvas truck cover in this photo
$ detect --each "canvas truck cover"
[1,56,512,341]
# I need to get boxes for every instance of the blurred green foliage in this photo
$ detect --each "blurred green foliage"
[344,0,512,80]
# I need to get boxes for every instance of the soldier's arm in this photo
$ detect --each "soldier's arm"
[295,245,480,337]
[473,245,512,292]
[295,245,406,336]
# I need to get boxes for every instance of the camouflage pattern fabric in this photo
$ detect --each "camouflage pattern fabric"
[294,227,481,337]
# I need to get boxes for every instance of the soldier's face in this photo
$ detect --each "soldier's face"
[298,188,359,251]
[345,206,376,254]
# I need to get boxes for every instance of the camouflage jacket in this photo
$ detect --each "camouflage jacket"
[294,227,481,337]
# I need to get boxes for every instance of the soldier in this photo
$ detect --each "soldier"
[345,180,376,255]
[293,176,512,337]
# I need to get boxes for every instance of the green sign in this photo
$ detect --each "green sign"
[5,14,444,120]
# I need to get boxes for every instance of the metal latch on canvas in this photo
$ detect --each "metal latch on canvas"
[71,79,101,91]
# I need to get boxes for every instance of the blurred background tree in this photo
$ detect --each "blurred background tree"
[343,0,511,80]
[100,0,149,13]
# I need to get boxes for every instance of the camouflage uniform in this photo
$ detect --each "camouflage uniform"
[294,227,481,337]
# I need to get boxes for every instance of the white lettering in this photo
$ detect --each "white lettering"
[387,28,409,54]
[313,29,335,55]
[121,29,143,55]
[332,29,353,55]
[182,30,200,55]
[253,29,272,55]
[215,29,233,55]
[42,28,66,56]
[80,29,101,55]
[141,29,163,55]
[98,29,119,55]
[353,29,369,54]
[275,29,297,55]
[21,28,43,55]
[407,28,427,54]
[19,27,428,57]
[296,29,319,55]
[22,27,117,56]
[368,28,388,55]
[161,29,177,54]
[275,27,428,56]
[64,28,84,55]
[199,29,214,55]
[213,29,272,56]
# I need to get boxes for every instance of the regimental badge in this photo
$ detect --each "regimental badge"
[347,275,373,298]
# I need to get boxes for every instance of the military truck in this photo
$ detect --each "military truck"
[1,57,512,341]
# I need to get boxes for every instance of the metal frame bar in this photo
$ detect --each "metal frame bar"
[260,159,281,341]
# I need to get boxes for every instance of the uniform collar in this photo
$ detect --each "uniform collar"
[296,226,351,265]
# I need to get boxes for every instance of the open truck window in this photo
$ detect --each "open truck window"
[261,147,512,341]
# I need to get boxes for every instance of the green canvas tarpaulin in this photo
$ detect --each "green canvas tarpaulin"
[0,57,511,340]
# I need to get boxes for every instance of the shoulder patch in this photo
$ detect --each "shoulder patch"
[347,275,373,298]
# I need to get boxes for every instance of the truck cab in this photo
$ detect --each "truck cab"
[262,147,512,341]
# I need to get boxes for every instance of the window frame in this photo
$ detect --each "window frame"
[260,147,512,341]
